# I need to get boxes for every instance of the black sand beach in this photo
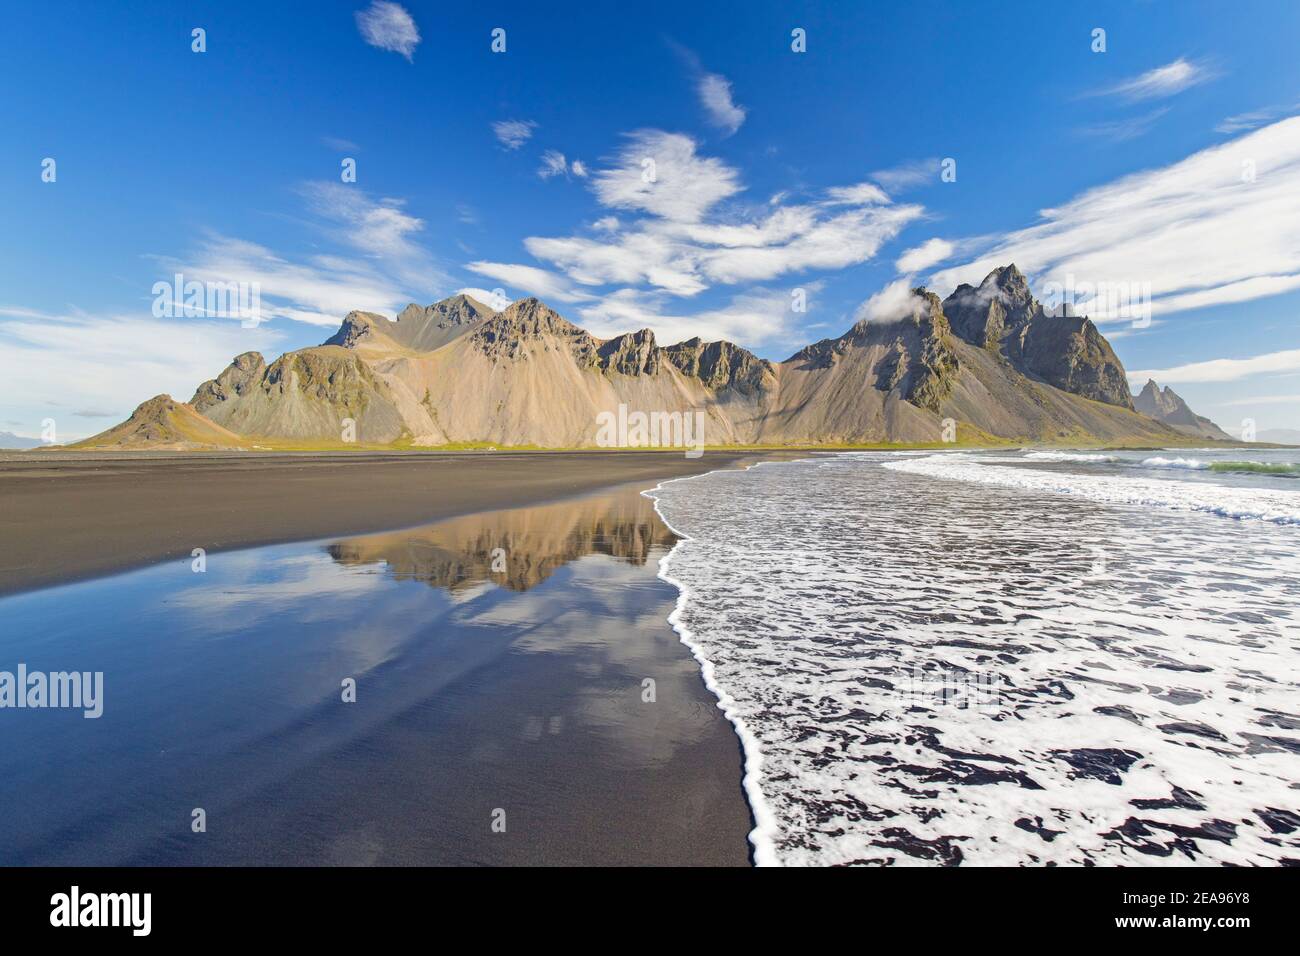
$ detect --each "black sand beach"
[0,449,756,596]
[0,479,755,865]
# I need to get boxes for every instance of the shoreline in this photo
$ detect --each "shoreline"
[0,449,775,597]
[642,459,812,867]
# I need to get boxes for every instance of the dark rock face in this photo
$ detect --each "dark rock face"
[905,289,961,413]
[663,338,776,395]
[323,311,385,349]
[598,329,661,375]
[388,294,495,351]
[326,295,495,353]
[264,350,380,414]
[191,351,267,414]
[942,264,1133,409]
[1022,313,1134,410]
[1133,379,1231,439]
[471,297,596,362]
[792,287,959,413]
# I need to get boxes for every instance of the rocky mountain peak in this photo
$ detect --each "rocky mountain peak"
[191,351,268,413]
[1133,378,1231,439]
[597,329,660,375]
[941,265,1133,409]
[663,337,776,395]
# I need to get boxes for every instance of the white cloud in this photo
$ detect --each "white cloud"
[464,130,923,347]
[174,235,414,327]
[0,311,284,440]
[1129,348,1300,384]
[929,116,1300,321]
[824,182,891,206]
[895,238,954,273]
[454,287,511,311]
[1217,393,1300,406]
[870,158,941,192]
[571,160,588,178]
[591,130,742,223]
[853,279,929,324]
[465,262,591,303]
[162,183,451,329]
[491,119,537,150]
[355,1,420,61]
[299,182,424,259]
[1079,107,1170,142]
[576,287,794,347]
[698,73,747,136]
[1097,57,1215,101]
[538,150,569,179]
[1216,108,1284,135]
[506,132,921,301]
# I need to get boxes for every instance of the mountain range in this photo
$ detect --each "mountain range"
[77,264,1233,450]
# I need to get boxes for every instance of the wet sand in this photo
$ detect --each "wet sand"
[0,450,755,596]
[0,481,755,866]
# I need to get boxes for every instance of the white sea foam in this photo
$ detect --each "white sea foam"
[1022,451,1119,463]
[889,453,1300,524]
[1142,456,1207,470]
[648,454,1300,866]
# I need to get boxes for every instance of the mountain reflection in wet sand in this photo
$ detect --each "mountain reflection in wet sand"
[327,487,678,593]
[0,483,751,866]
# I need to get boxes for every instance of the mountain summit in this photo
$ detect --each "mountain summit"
[84,268,1202,449]
[1133,379,1232,440]
[942,264,1133,409]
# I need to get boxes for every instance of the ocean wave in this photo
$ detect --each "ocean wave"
[1209,460,1300,476]
[1141,456,1207,470]
[889,454,1300,524]
[647,455,1300,866]
[1022,451,1119,463]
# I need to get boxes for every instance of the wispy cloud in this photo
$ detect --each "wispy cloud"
[354,1,420,62]
[538,151,588,180]
[576,286,800,348]
[1078,107,1170,142]
[870,158,941,192]
[464,262,591,303]
[538,150,568,180]
[1095,57,1216,101]
[1129,348,1300,384]
[322,136,360,152]
[1216,104,1298,134]
[928,116,1300,321]
[491,119,537,150]
[161,184,451,328]
[698,73,747,136]
[0,310,283,439]
[1216,393,1300,406]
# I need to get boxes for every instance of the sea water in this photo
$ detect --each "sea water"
[646,449,1300,866]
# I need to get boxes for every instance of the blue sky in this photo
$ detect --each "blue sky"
[2,0,1299,439]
